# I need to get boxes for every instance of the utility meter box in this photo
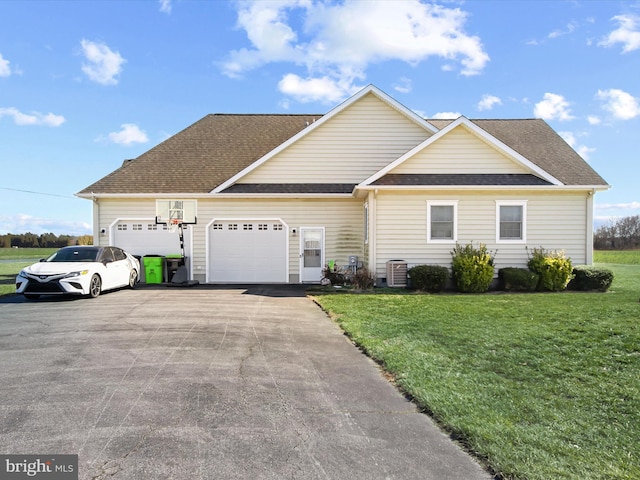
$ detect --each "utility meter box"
[349,255,358,265]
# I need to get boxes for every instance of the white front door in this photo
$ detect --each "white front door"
[300,228,324,283]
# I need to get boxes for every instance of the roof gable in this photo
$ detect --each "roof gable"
[428,118,608,187]
[361,117,607,188]
[212,85,438,192]
[389,121,539,176]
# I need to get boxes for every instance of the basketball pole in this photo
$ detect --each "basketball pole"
[178,223,185,259]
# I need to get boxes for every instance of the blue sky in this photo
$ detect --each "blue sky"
[1,0,639,236]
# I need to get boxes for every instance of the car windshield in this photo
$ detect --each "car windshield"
[47,248,100,262]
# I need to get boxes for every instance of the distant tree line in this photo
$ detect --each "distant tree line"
[0,233,93,248]
[594,215,640,250]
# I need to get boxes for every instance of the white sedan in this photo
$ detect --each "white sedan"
[16,246,140,299]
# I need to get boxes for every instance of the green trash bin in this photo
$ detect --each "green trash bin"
[143,255,164,284]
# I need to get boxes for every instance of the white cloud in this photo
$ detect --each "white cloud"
[596,202,640,211]
[278,74,358,104]
[548,21,577,39]
[477,94,502,111]
[223,0,489,103]
[596,88,640,120]
[599,14,640,53]
[559,131,594,160]
[80,39,126,85]
[432,111,461,119]
[587,115,601,125]
[534,93,574,121]
[0,107,65,127]
[159,0,172,14]
[0,53,12,77]
[393,77,412,94]
[0,214,91,236]
[107,123,149,145]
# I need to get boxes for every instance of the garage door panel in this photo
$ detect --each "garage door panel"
[209,221,287,283]
[113,222,191,257]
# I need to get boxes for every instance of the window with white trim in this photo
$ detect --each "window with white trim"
[427,201,458,243]
[496,200,527,243]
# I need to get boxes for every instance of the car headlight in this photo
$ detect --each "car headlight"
[18,270,28,278]
[64,270,89,278]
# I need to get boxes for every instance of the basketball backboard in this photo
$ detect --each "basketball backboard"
[155,199,197,225]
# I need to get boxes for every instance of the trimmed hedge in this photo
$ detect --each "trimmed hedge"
[451,242,495,293]
[527,247,573,292]
[408,265,450,293]
[568,266,614,292]
[499,267,539,292]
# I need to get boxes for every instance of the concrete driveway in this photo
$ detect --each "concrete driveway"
[0,286,491,479]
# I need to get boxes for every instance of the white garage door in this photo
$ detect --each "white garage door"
[112,221,191,257]
[209,221,287,283]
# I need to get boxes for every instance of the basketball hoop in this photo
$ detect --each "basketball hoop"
[167,218,182,234]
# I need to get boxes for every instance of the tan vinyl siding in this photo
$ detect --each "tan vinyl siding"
[96,198,364,282]
[95,199,160,245]
[391,125,528,175]
[374,190,589,279]
[241,93,430,184]
[198,198,363,279]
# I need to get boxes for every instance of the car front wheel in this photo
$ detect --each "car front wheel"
[129,269,137,288]
[89,274,101,298]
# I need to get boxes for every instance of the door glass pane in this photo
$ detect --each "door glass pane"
[303,231,322,268]
[304,250,321,267]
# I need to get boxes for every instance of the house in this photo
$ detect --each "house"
[77,85,609,285]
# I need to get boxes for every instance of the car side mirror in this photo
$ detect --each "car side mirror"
[39,258,45,262]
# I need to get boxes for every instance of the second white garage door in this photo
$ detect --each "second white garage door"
[209,220,287,283]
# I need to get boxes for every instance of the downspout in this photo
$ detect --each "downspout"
[91,193,100,246]
[369,189,378,282]
[586,190,594,265]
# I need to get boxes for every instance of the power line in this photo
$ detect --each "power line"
[0,187,76,199]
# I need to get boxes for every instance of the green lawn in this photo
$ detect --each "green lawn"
[0,248,57,296]
[314,257,640,480]
[594,249,640,265]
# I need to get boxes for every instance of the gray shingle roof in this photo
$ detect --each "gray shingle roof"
[78,114,322,195]
[373,174,552,186]
[222,184,356,194]
[78,114,608,196]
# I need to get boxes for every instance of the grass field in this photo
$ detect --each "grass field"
[0,248,57,296]
[314,254,640,480]
[594,249,640,265]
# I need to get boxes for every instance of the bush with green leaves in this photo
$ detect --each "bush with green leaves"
[408,265,450,293]
[498,267,539,292]
[450,242,495,293]
[568,266,614,292]
[526,247,573,292]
